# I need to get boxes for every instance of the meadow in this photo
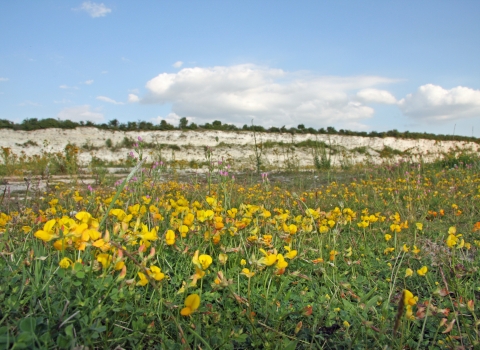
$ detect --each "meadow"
[0,139,479,349]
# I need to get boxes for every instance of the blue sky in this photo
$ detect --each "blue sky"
[1,1,479,136]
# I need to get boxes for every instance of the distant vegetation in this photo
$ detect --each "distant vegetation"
[1,117,478,144]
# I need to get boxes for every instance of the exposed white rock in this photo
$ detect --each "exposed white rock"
[1,128,478,170]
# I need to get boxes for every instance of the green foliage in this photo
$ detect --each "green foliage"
[1,117,479,145]
[1,156,480,348]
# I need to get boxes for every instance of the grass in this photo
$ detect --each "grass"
[0,143,479,349]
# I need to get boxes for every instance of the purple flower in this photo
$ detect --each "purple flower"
[138,136,143,142]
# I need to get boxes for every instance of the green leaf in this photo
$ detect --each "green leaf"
[65,324,74,338]
[75,271,85,279]
[19,317,36,333]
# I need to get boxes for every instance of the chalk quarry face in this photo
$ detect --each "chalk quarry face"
[0,128,478,170]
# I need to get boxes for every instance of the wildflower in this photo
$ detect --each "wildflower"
[192,250,213,270]
[218,253,228,265]
[165,230,176,245]
[241,268,255,278]
[403,289,417,306]
[384,234,392,241]
[287,224,298,235]
[402,244,409,253]
[198,254,213,270]
[149,266,165,281]
[412,245,421,254]
[417,266,428,276]
[343,321,350,329]
[96,253,112,269]
[59,257,74,269]
[329,250,338,261]
[284,246,298,259]
[137,272,149,286]
[275,254,288,269]
[384,247,395,255]
[258,248,278,266]
[180,294,201,316]
[34,219,57,242]
[179,225,189,237]
[405,268,413,277]
[240,259,246,266]
[416,223,423,231]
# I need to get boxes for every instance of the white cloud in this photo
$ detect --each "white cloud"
[96,96,124,105]
[18,101,42,107]
[356,88,397,104]
[54,99,71,104]
[76,1,112,18]
[59,84,78,90]
[173,61,183,68]
[57,105,104,122]
[141,64,397,129]
[128,94,140,103]
[0,77,8,82]
[399,84,480,122]
[151,113,182,126]
[101,70,108,74]
[84,79,94,85]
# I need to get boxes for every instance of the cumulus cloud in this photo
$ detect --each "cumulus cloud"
[128,94,140,103]
[151,113,182,126]
[173,61,183,68]
[356,88,397,104]
[96,96,124,105]
[57,105,104,122]
[399,84,480,122]
[75,1,112,18]
[0,77,8,82]
[140,64,397,129]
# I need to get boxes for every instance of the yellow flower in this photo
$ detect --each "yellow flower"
[329,250,338,261]
[275,254,288,269]
[357,221,368,228]
[218,253,228,265]
[403,289,417,306]
[258,249,277,266]
[180,294,201,316]
[241,268,255,278]
[287,224,298,235]
[405,268,413,277]
[416,223,423,231]
[59,257,74,269]
[240,259,247,266]
[284,246,298,259]
[96,253,112,269]
[384,234,392,241]
[179,225,189,237]
[183,212,195,226]
[165,230,176,245]
[405,305,415,320]
[192,250,213,270]
[198,254,213,270]
[448,226,456,235]
[343,321,350,329]
[384,247,395,255]
[412,245,421,254]
[149,265,165,281]
[137,272,149,286]
[34,219,57,242]
[417,266,428,276]
[402,244,409,253]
